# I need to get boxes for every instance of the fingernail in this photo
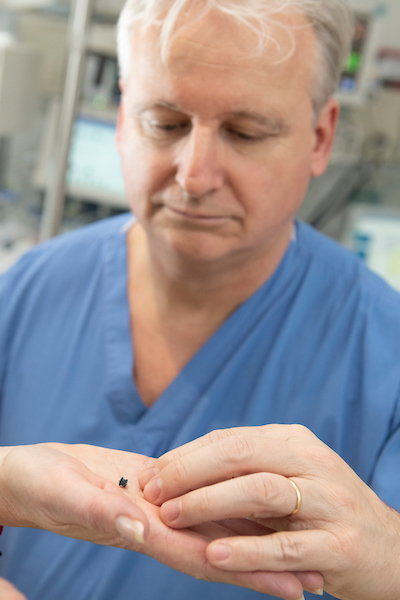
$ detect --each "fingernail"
[116,516,145,544]
[209,542,232,562]
[310,590,324,596]
[143,477,162,503]
[162,499,181,522]
[139,467,159,488]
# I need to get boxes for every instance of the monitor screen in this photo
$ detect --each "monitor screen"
[66,116,126,200]
[345,207,400,292]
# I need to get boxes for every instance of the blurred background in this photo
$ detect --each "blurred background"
[1,0,400,291]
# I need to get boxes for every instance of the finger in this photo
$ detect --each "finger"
[121,500,307,600]
[210,567,307,600]
[138,427,275,488]
[142,433,308,504]
[226,570,306,600]
[215,517,276,537]
[0,578,27,600]
[139,424,320,489]
[206,529,333,573]
[192,523,324,597]
[43,465,150,543]
[191,516,278,541]
[200,521,325,596]
[160,473,301,529]
[295,572,325,596]
[5,447,150,543]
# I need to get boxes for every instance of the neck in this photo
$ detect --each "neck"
[127,222,293,319]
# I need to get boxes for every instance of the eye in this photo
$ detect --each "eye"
[224,126,265,142]
[232,130,258,141]
[155,122,188,132]
[142,118,191,139]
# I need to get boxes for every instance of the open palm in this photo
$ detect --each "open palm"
[0,443,282,592]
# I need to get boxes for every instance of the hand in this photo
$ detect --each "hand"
[0,443,148,545]
[0,577,27,600]
[0,443,319,597]
[139,424,400,600]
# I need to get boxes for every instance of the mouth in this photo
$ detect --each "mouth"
[163,205,231,223]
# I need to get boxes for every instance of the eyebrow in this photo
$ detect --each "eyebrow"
[134,102,290,134]
[133,101,181,115]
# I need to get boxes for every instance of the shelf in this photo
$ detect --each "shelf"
[65,184,127,209]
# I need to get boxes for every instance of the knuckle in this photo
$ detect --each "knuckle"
[247,472,279,504]
[219,434,254,468]
[246,473,281,520]
[169,457,190,485]
[190,486,213,515]
[303,443,336,473]
[268,423,311,440]
[287,423,311,438]
[285,423,318,446]
[156,447,184,470]
[274,532,303,564]
[205,428,233,445]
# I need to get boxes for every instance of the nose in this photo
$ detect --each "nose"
[175,125,225,197]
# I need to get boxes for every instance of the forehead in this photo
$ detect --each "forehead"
[128,8,316,116]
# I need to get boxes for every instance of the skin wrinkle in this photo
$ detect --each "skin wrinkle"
[155,6,313,68]
[130,9,316,96]
[135,103,291,137]
[154,9,319,119]
[118,4,337,411]
[118,1,353,119]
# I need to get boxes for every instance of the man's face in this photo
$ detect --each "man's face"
[117,9,337,267]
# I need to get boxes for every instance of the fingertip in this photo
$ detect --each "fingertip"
[142,477,162,504]
[295,571,324,595]
[116,516,146,544]
[87,487,149,541]
[138,467,159,490]
[207,541,232,564]
[160,499,181,524]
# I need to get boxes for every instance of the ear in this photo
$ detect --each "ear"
[116,80,125,152]
[310,98,339,178]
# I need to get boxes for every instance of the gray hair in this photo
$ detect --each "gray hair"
[117,0,353,117]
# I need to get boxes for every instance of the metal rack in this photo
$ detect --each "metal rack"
[36,0,125,241]
[39,0,95,240]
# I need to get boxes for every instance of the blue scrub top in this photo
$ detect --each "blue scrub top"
[1,214,400,600]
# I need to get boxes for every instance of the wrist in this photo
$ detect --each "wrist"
[0,445,35,528]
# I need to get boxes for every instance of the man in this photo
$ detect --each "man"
[1,1,400,599]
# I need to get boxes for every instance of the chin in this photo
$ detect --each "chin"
[159,228,237,265]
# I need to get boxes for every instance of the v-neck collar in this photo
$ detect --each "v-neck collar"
[102,216,301,449]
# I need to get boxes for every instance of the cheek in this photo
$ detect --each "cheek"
[119,139,163,208]
[234,156,312,223]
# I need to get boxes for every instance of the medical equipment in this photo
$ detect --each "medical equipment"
[0,33,40,135]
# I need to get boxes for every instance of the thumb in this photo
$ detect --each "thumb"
[77,480,149,545]
[0,577,27,600]
[35,463,149,545]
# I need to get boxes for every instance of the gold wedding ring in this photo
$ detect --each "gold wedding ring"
[288,479,302,516]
